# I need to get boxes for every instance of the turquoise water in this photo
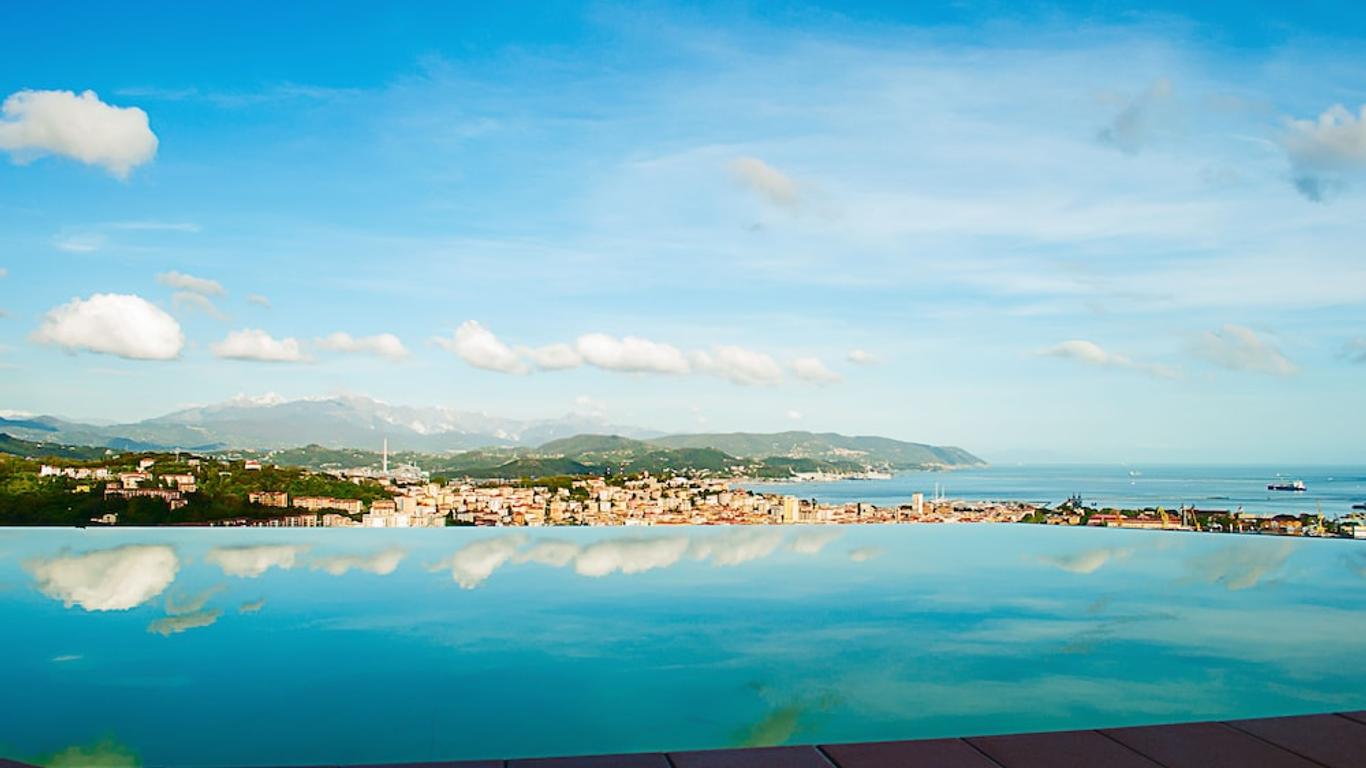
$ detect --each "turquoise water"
[1,524,1364,766]
[746,464,1366,517]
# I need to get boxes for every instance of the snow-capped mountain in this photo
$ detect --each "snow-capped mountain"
[0,394,661,452]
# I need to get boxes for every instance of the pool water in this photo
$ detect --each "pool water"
[1,525,1364,766]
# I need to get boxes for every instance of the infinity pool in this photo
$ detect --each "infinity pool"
[2,525,1364,766]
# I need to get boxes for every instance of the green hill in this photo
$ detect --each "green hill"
[649,431,983,469]
[0,433,112,462]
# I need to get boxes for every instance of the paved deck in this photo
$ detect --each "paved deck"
[5,712,1366,767]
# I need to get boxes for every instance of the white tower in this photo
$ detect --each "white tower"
[382,438,389,475]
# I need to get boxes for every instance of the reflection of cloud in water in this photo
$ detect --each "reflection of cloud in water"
[310,547,405,576]
[848,546,884,562]
[165,584,225,615]
[433,534,527,589]
[789,528,842,555]
[1039,547,1132,574]
[575,536,690,576]
[27,544,179,611]
[1187,541,1295,590]
[206,544,305,578]
[148,607,221,636]
[52,654,82,663]
[436,528,858,588]
[514,539,581,567]
[239,598,266,614]
[690,528,785,566]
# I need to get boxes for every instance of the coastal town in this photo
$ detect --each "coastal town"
[12,445,1366,539]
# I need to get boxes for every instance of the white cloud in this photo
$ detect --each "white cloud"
[1186,541,1296,591]
[171,291,226,320]
[1097,78,1177,154]
[1191,324,1297,377]
[206,545,305,578]
[0,89,158,178]
[53,234,105,253]
[212,328,308,363]
[26,545,179,611]
[786,409,803,421]
[164,585,225,616]
[575,333,690,374]
[1281,103,1366,201]
[691,345,783,385]
[524,343,583,370]
[1038,339,1178,379]
[156,270,223,296]
[316,332,409,362]
[246,293,271,309]
[435,320,527,374]
[573,536,690,577]
[310,547,405,576]
[731,156,800,209]
[32,293,184,360]
[846,349,879,365]
[790,356,842,384]
[238,598,266,614]
[436,535,527,589]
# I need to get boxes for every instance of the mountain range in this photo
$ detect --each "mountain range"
[0,394,984,470]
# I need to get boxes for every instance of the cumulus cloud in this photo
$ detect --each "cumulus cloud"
[0,89,158,178]
[1191,324,1296,376]
[171,291,226,320]
[26,545,179,611]
[790,356,842,384]
[211,329,308,363]
[148,608,221,637]
[1281,103,1366,201]
[1039,547,1133,574]
[164,585,225,616]
[1038,339,1178,379]
[1097,78,1177,154]
[435,320,527,374]
[846,349,879,365]
[731,156,800,209]
[310,547,405,576]
[32,293,184,360]
[246,293,271,309]
[576,333,690,374]
[156,270,223,296]
[574,536,690,577]
[316,332,408,362]
[689,529,786,566]
[524,343,583,370]
[433,535,526,589]
[691,345,784,385]
[206,545,304,578]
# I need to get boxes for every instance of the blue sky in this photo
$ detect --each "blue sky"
[2,1,1365,462]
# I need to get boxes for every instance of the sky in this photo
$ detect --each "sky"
[2,1,1365,463]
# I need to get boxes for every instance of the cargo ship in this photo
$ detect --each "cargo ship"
[1267,479,1306,492]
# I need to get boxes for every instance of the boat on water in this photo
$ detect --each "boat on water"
[1353,502,1366,511]
[1267,479,1307,492]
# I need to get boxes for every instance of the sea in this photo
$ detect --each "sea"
[745,464,1366,517]
[1,464,1364,766]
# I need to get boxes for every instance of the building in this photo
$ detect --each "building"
[248,490,290,508]
[292,496,364,514]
